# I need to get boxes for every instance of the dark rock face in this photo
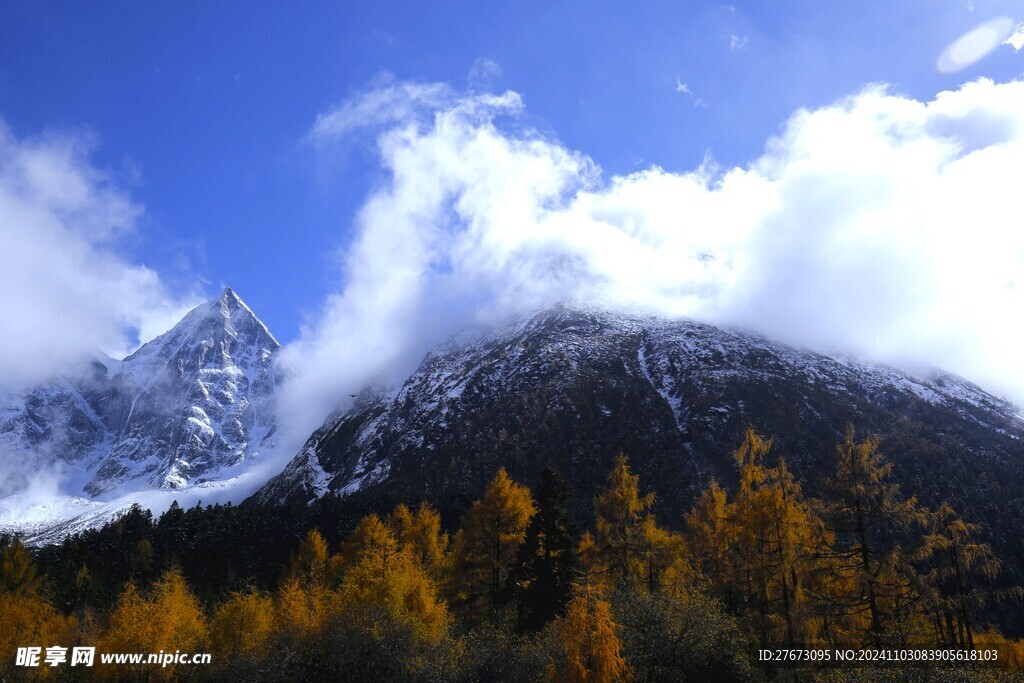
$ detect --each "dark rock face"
[254,304,1024,579]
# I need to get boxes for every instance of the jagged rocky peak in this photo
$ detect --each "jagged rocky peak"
[0,286,286,508]
[0,286,293,541]
[215,287,281,348]
[123,287,280,377]
[78,287,284,496]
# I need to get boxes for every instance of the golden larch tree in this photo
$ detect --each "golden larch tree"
[288,529,329,586]
[593,454,685,594]
[0,538,40,596]
[338,512,450,642]
[210,589,276,660]
[730,436,832,647]
[823,425,927,645]
[0,595,78,681]
[449,468,535,623]
[916,502,1013,649]
[387,502,449,577]
[552,583,629,683]
[99,569,208,680]
[684,480,731,595]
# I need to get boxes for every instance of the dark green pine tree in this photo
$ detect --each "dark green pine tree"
[510,467,580,632]
[154,500,186,569]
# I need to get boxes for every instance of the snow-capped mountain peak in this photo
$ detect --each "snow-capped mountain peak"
[0,288,284,511]
[86,288,283,495]
[122,287,279,381]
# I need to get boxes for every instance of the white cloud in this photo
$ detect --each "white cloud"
[468,58,503,90]
[1005,21,1024,50]
[307,78,453,142]
[729,34,749,50]
[0,123,196,389]
[937,16,1016,72]
[281,76,1024,445]
[675,78,707,107]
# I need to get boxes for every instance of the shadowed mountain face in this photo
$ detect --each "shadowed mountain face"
[0,288,283,500]
[253,304,1024,579]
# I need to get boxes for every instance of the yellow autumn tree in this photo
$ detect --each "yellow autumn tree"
[274,528,342,648]
[387,502,449,577]
[209,589,276,660]
[339,514,399,566]
[684,480,731,594]
[641,516,691,598]
[337,513,449,642]
[0,595,79,680]
[388,503,416,544]
[823,425,928,645]
[915,502,1015,649]
[0,538,41,596]
[729,433,833,647]
[0,543,78,682]
[274,576,339,644]
[593,455,686,595]
[288,529,329,586]
[552,583,629,683]
[449,468,535,623]
[99,569,208,679]
[576,532,607,590]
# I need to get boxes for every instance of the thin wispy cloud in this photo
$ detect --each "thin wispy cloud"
[729,34,749,50]
[468,58,503,90]
[307,78,454,141]
[366,29,399,50]
[675,78,707,107]
[281,76,1024,448]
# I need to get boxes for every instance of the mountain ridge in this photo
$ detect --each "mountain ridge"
[251,304,1024,586]
[4,299,1023,558]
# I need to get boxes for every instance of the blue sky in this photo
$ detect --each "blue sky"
[2,0,1022,345]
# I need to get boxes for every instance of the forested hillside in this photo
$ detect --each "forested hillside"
[4,428,1023,681]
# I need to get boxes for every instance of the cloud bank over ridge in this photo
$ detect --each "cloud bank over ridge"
[280,76,1024,446]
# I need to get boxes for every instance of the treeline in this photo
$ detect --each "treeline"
[28,487,395,610]
[2,427,1024,681]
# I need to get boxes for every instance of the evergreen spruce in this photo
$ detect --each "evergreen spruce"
[509,466,580,632]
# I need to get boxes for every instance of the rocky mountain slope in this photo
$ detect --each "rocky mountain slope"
[253,304,1024,578]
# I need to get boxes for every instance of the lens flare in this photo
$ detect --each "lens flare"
[937,17,1015,73]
